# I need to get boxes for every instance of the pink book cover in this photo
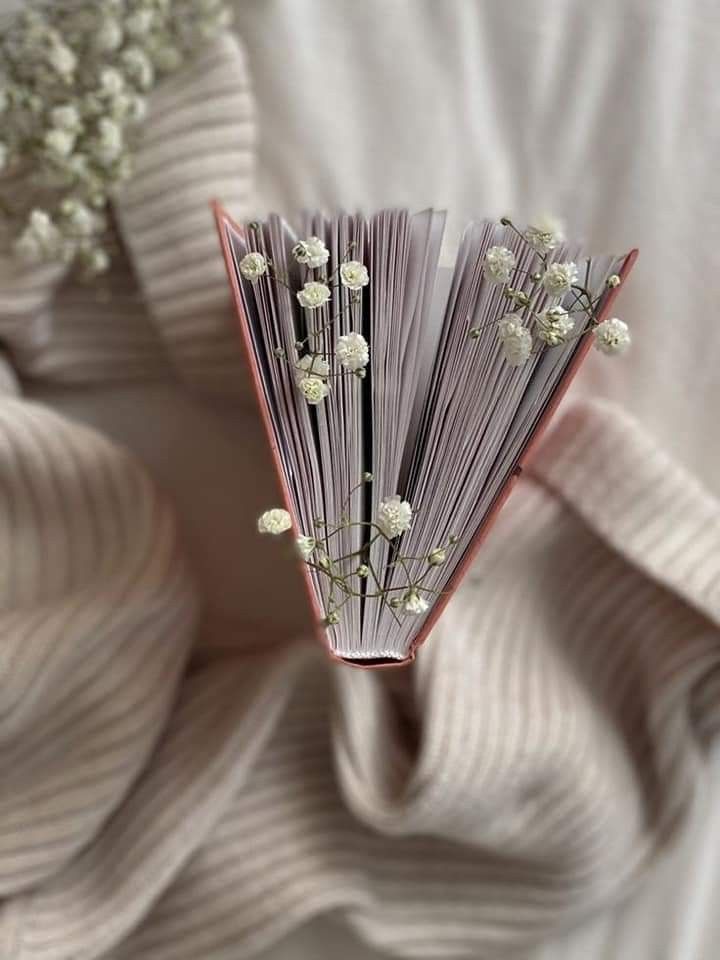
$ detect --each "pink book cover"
[213,202,638,668]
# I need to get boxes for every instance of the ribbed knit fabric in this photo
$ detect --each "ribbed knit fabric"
[1,23,720,960]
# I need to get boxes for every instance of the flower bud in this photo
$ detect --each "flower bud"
[427,548,446,566]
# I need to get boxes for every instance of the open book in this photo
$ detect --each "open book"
[215,205,637,665]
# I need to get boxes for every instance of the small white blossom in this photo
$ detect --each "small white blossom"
[98,67,126,99]
[257,508,293,535]
[51,104,82,133]
[376,495,412,539]
[607,274,622,288]
[336,332,370,372]
[44,128,76,159]
[403,590,429,615]
[91,117,123,166]
[14,210,66,264]
[295,354,330,382]
[47,40,77,79]
[427,548,446,566]
[111,92,148,124]
[525,215,565,254]
[93,16,123,53]
[542,261,579,297]
[292,236,330,268]
[356,564,369,578]
[60,198,98,238]
[83,247,110,275]
[593,317,631,356]
[238,252,267,281]
[296,535,315,561]
[340,260,369,290]
[121,47,154,90]
[125,9,155,37]
[298,375,329,405]
[484,245,516,284]
[498,314,533,366]
[536,305,575,346]
[152,43,182,73]
[297,281,331,309]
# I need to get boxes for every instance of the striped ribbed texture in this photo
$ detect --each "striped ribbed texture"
[1,394,718,960]
[0,33,254,394]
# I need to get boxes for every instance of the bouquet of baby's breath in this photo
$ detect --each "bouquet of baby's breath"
[0,0,231,278]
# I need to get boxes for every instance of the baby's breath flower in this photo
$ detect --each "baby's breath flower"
[239,252,267,281]
[46,40,77,79]
[83,246,110,275]
[336,332,369,372]
[484,245,516,284]
[51,103,82,133]
[60,198,99,238]
[324,611,340,626]
[376,495,412,539]
[498,314,532,366]
[44,128,76,159]
[296,535,315,561]
[427,548,446,566]
[607,274,621,288]
[593,317,631,355]
[14,210,66,264]
[356,564,369,578]
[403,590,429,615]
[257,508,292,535]
[98,66,125,99]
[93,15,123,53]
[295,354,330,382]
[340,260,369,290]
[121,46,154,90]
[125,9,155,37]
[298,375,329,405]
[292,236,330,268]
[536,305,575,346]
[542,261,579,297]
[362,472,373,482]
[92,117,123,165]
[297,281,331,310]
[525,215,565,254]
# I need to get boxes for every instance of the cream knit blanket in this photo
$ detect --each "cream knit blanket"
[1,35,719,960]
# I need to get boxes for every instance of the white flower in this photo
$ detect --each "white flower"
[93,16,123,52]
[238,252,267,281]
[0,142,7,173]
[296,535,315,561]
[376,495,412,539]
[336,332,369,372]
[51,104,82,133]
[297,281,331,309]
[60,198,98,238]
[14,210,65,264]
[98,67,126,99]
[427,548,446,566]
[498,314,533,366]
[403,590,429,615]
[292,236,330,269]
[593,317,631,356]
[152,43,183,73]
[125,9,155,37]
[84,247,110,275]
[607,274,621,288]
[525,214,565,254]
[356,564,369,578]
[484,245,516,284]
[47,40,77,78]
[298,375,329,405]
[91,117,123,165]
[121,47,154,90]
[44,128,76,159]
[542,261,579,297]
[295,354,330,382]
[536,305,575,346]
[257,508,292,535]
[340,260,369,290]
[111,92,147,124]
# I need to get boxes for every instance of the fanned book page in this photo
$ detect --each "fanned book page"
[215,206,637,666]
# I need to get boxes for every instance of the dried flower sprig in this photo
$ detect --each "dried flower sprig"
[470,216,631,362]
[256,475,458,628]
[239,228,371,406]
[0,0,232,279]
